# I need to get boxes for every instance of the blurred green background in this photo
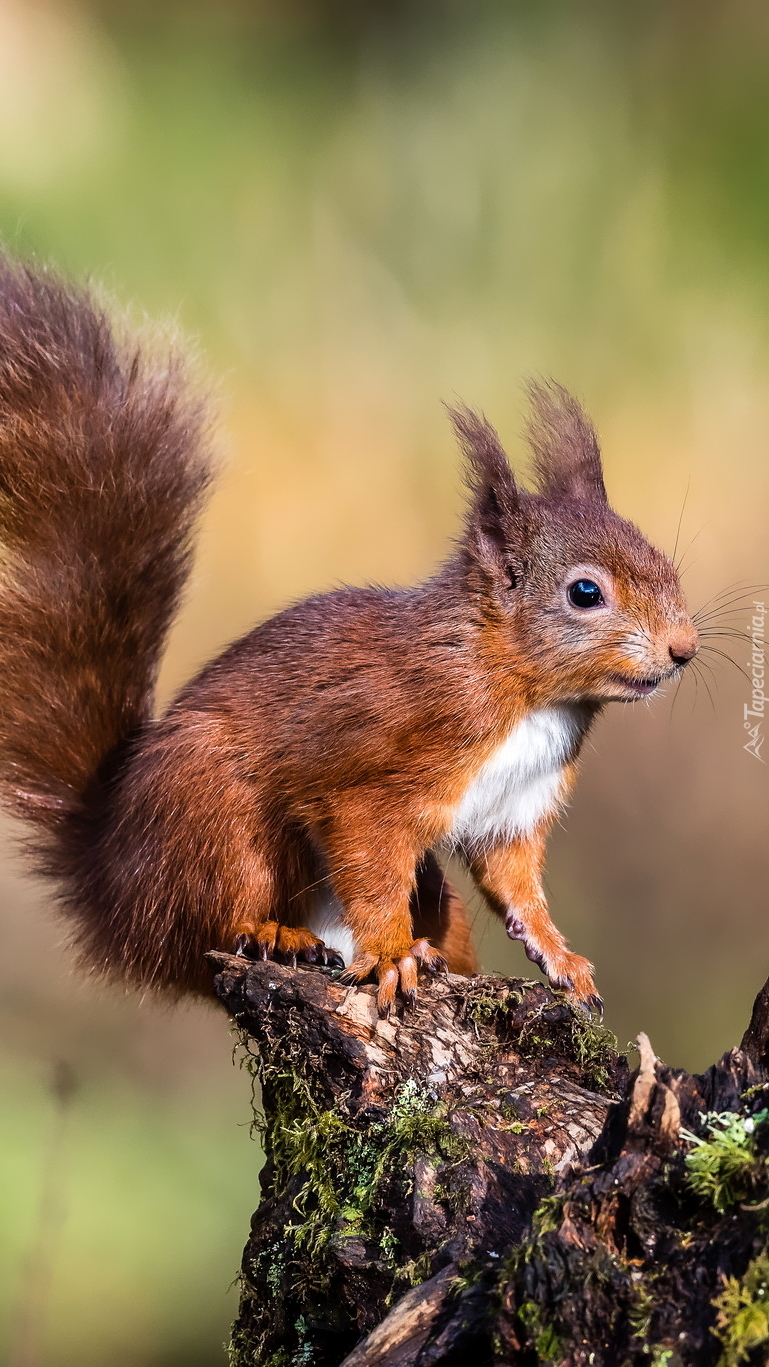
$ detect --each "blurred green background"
[1,0,768,1362]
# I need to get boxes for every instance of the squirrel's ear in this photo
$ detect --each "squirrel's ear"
[525,380,607,504]
[447,402,519,551]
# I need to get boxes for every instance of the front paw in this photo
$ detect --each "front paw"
[506,914,601,1013]
[342,938,448,1017]
[540,950,601,1014]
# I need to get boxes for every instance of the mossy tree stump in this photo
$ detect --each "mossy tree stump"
[210,954,769,1367]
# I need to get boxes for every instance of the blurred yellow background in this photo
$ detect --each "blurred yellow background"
[1,1,768,1363]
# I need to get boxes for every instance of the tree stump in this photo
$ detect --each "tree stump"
[210,954,769,1367]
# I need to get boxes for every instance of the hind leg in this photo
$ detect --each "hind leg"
[410,852,478,975]
[120,717,344,993]
[166,755,337,969]
[226,827,344,968]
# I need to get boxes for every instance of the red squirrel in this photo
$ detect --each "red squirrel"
[0,258,698,1015]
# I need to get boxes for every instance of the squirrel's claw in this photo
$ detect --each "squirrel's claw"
[571,992,604,1018]
[230,921,343,973]
[295,939,343,970]
[343,939,447,1016]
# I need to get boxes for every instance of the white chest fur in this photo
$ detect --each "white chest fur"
[447,704,586,850]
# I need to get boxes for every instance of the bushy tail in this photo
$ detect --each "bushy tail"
[0,257,213,861]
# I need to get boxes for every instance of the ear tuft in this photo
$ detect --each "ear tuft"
[525,380,607,503]
[446,401,519,539]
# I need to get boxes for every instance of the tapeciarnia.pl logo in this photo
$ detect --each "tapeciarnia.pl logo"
[744,600,766,762]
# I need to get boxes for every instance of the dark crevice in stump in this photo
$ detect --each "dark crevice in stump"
[211,954,769,1367]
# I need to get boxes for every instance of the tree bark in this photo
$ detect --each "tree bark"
[210,954,769,1367]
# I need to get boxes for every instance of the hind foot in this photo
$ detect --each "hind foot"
[232,920,345,970]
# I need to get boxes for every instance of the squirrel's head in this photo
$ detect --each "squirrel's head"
[451,383,699,706]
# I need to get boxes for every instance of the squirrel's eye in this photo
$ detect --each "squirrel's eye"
[568,579,604,609]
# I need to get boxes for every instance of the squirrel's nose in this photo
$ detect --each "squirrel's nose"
[668,633,698,667]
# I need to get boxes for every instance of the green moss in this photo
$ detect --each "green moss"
[518,1299,563,1363]
[448,1258,488,1297]
[712,1250,769,1366]
[379,1227,400,1267]
[290,1316,315,1367]
[238,1030,469,1265]
[500,1101,769,1366]
[499,1114,527,1134]
[567,1010,620,1093]
[627,1279,654,1343]
[400,1251,433,1287]
[510,993,621,1094]
[388,1077,462,1153]
[531,1194,564,1236]
[683,1110,769,1214]
[463,982,524,1031]
[255,1338,313,1367]
[231,984,618,1364]
[273,1107,354,1249]
[232,1026,477,1363]
[502,1190,670,1362]
[740,1085,769,1105]
[257,1241,288,1301]
[462,977,622,1097]
[228,1309,279,1367]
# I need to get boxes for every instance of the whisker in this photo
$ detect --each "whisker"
[692,654,718,681]
[672,480,690,568]
[699,579,764,605]
[669,668,687,724]
[675,523,705,576]
[695,603,764,627]
[287,859,356,903]
[688,665,701,715]
[697,636,750,652]
[694,602,757,623]
[698,645,751,681]
[700,642,750,663]
[693,583,768,621]
[696,614,751,628]
[689,660,717,714]
[695,625,748,642]
[437,854,450,921]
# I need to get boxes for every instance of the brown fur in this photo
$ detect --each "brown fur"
[0,259,698,1014]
